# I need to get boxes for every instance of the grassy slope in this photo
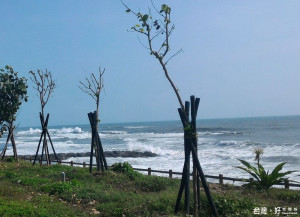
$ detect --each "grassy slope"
[0,160,299,217]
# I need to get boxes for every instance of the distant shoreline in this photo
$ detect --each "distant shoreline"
[17,151,158,161]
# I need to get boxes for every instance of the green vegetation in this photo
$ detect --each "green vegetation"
[0,65,28,137]
[237,148,297,189]
[0,160,299,216]
[0,65,28,161]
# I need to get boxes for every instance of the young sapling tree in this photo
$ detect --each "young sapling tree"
[0,65,28,162]
[29,69,56,117]
[123,2,219,216]
[123,2,185,114]
[79,67,105,122]
[29,69,58,165]
[79,67,107,172]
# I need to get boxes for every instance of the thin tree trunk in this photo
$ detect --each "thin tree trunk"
[11,133,18,162]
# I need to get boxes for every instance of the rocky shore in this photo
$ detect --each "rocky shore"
[18,151,158,161]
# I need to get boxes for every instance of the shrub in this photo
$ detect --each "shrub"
[136,176,170,192]
[41,182,72,195]
[111,162,141,180]
[5,157,15,162]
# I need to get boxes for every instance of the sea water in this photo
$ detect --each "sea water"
[1,115,299,183]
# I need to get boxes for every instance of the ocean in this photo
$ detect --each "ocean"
[1,115,300,184]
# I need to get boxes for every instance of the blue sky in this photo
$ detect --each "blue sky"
[1,1,300,127]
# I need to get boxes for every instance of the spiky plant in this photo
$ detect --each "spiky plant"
[237,148,297,189]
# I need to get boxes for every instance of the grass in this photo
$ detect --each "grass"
[0,160,299,216]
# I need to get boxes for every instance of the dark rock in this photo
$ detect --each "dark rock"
[18,151,158,161]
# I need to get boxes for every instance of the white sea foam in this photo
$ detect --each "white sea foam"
[48,127,83,134]
[4,118,300,183]
[100,130,127,135]
[125,137,182,156]
[124,126,148,129]
[17,128,42,135]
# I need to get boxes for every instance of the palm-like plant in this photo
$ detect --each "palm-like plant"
[237,148,297,189]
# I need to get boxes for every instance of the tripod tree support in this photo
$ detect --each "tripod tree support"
[88,111,107,173]
[175,96,219,217]
[0,125,18,162]
[32,113,59,166]
[29,69,57,166]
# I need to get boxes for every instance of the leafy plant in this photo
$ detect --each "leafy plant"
[236,148,297,189]
[0,65,28,161]
[0,66,28,137]
[122,2,186,113]
[5,156,15,162]
[136,176,170,192]
[111,162,141,180]
[41,182,72,195]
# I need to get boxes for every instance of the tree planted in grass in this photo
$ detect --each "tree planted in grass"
[79,67,107,172]
[0,65,28,162]
[29,69,55,117]
[123,2,218,216]
[79,67,105,122]
[29,69,58,165]
[237,148,297,189]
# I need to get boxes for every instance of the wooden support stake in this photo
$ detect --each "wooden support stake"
[184,141,191,214]
[169,169,173,178]
[185,101,190,122]
[175,162,187,213]
[148,168,151,176]
[83,162,86,168]
[11,133,18,162]
[189,141,219,217]
[219,174,223,185]
[33,113,58,166]
[285,180,289,189]
[71,161,73,167]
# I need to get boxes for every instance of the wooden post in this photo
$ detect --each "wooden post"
[29,156,32,162]
[58,160,61,164]
[169,169,173,178]
[148,167,151,176]
[71,161,73,167]
[184,141,191,214]
[83,162,86,168]
[88,111,108,173]
[219,174,223,185]
[285,180,289,189]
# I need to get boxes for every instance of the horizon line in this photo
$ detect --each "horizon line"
[18,114,300,128]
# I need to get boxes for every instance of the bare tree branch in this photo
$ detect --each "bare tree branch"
[29,69,56,117]
[137,36,150,49]
[79,67,105,121]
[123,2,186,116]
[165,49,183,65]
